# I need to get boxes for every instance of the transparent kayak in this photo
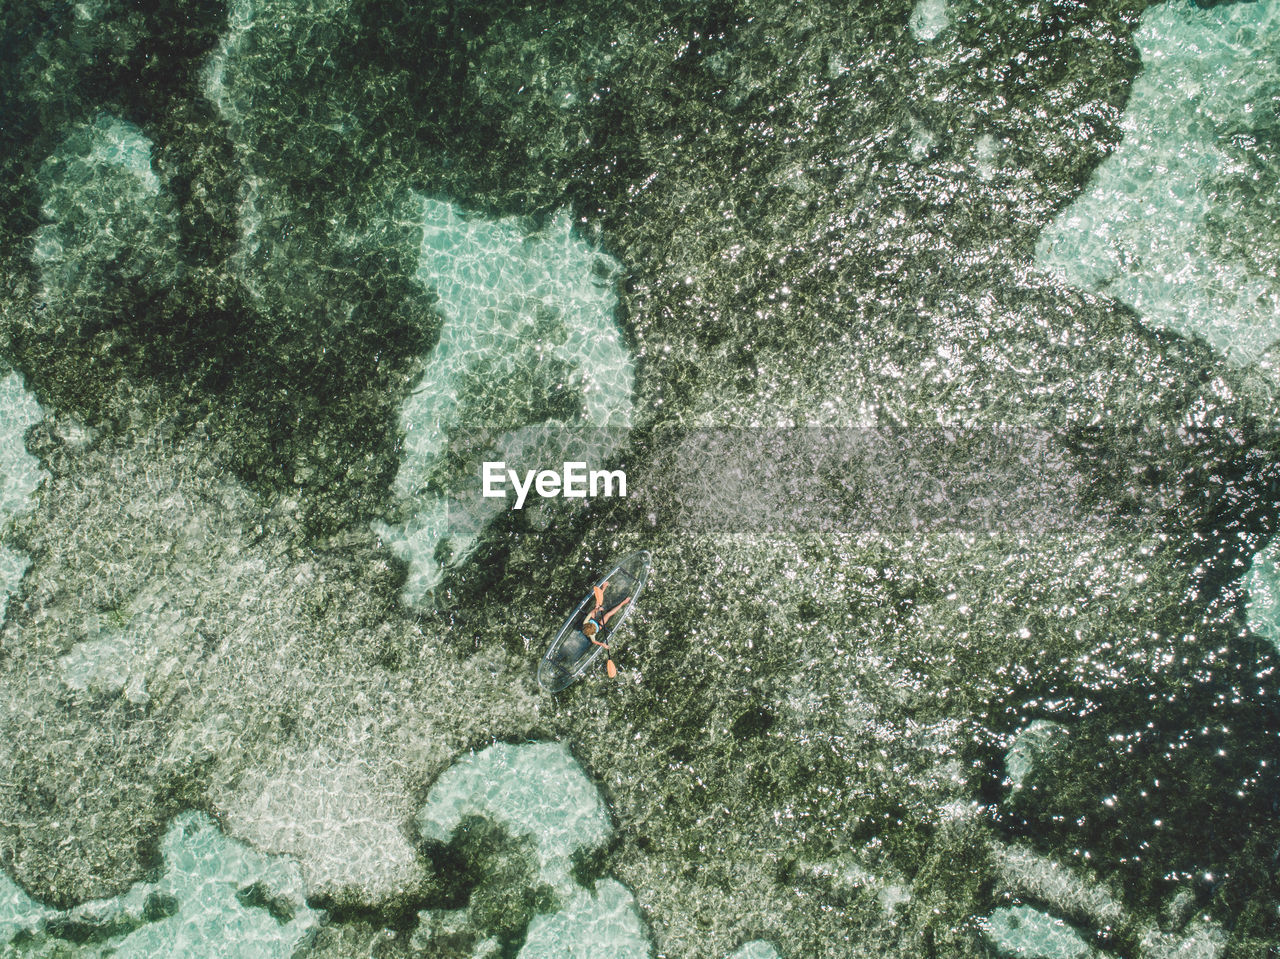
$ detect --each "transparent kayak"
[537,550,652,692]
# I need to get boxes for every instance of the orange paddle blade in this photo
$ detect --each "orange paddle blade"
[606,659,617,679]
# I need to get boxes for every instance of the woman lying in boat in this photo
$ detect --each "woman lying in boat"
[581,584,629,677]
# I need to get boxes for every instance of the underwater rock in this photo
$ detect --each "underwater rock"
[437,815,554,949]
[0,371,46,520]
[991,844,1125,931]
[409,906,482,957]
[1137,920,1225,959]
[0,870,53,945]
[204,0,637,566]
[0,811,320,957]
[223,748,427,906]
[989,843,1231,959]
[59,625,152,706]
[236,881,296,924]
[2,0,1278,956]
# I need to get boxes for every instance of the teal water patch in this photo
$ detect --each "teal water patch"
[123,812,320,958]
[1005,720,1068,790]
[201,0,349,146]
[31,113,177,304]
[375,199,634,604]
[519,878,650,959]
[982,906,1091,959]
[417,741,650,956]
[0,811,320,957]
[908,0,950,42]
[991,845,1124,933]
[0,543,30,624]
[0,371,46,520]
[1036,0,1280,373]
[0,370,45,620]
[418,741,612,895]
[0,871,53,944]
[1244,539,1280,652]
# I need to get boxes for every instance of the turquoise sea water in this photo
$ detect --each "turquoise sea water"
[0,0,1279,957]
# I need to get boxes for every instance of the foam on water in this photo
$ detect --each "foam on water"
[1036,0,1280,374]
[0,811,319,956]
[375,198,634,604]
[981,906,1091,959]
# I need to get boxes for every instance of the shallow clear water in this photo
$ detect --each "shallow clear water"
[0,0,1278,957]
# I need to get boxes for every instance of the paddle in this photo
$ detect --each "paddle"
[590,635,618,679]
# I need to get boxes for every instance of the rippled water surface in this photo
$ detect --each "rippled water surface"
[0,0,1278,957]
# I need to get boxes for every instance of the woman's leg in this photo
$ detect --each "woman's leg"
[601,596,630,625]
